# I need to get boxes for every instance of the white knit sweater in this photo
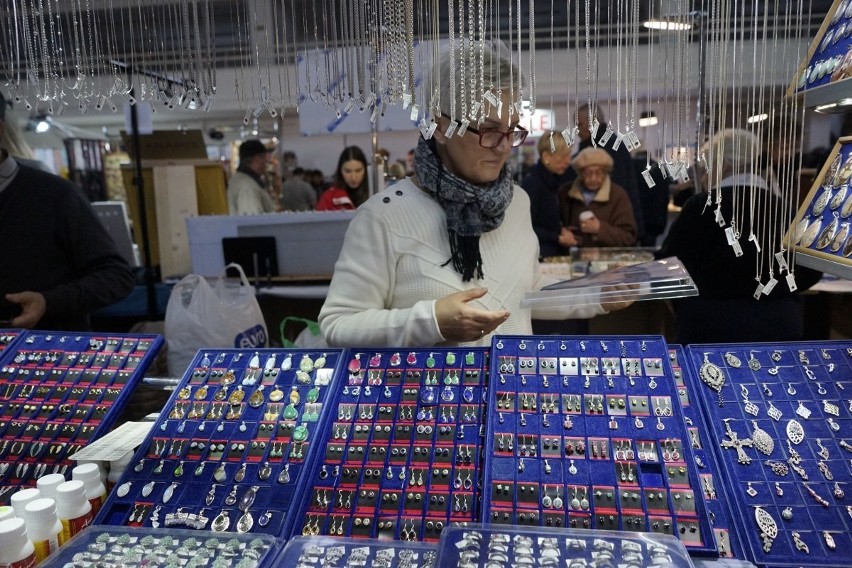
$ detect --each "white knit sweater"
[319,178,605,347]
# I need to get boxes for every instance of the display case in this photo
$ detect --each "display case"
[787,136,852,280]
[0,329,22,355]
[39,524,281,568]
[96,348,345,539]
[435,523,695,568]
[289,348,490,542]
[683,341,852,567]
[788,0,852,108]
[0,331,163,504]
[481,336,716,555]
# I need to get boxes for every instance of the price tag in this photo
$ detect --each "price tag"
[775,252,790,272]
[599,125,614,146]
[724,227,736,245]
[344,97,357,115]
[484,90,499,106]
[402,92,412,109]
[642,169,656,188]
[591,118,601,140]
[370,106,379,123]
[561,126,577,146]
[457,119,470,137]
[715,207,725,227]
[786,273,798,292]
[732,241,744,257]
[762,277,778,295]
[612,133,624,151]
[753,283,765,299]
[444,120,459,138]
[409,104,420,122]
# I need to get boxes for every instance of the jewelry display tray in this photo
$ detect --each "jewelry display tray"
[0,328,23,355]
[288,347,490,542]
[434,523,695,568]
[0,330,163,505]
[788,136,852,281]
[790,0,852,101]
[683,341,852,568]
[38,524,281,568]
[96,348,347,539]
[669,346,743,560]
[271,535,437,568]
[480,335,717,556]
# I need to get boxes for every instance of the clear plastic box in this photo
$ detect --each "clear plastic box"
[272,535,438,568]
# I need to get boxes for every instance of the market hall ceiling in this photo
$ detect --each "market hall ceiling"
[0,0,835,73]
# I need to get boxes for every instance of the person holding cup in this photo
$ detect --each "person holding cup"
[559,147,638,247]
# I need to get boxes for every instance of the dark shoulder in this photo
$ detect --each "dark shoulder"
[16,164,86,198]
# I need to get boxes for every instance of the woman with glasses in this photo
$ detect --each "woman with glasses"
[558,147,638,247]
[319,46,631,347]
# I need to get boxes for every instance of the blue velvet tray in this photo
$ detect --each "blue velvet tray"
[286,347,490,542]
[0,330,163,504]
[481,335,717,555]
[684,341,852,567]
[96,348,345,539]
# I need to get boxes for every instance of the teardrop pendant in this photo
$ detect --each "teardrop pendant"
[258,462,272,481]
[426,353,436,368]
[229,386,245,405]
[406,352,417,365]
[389,352,401,366]
[239,486,259,512]
[299,354,313,372]
[141,481,155,497]
[173,461,184,477]
[313,353,326,369]
[289,386,301,405]
[268,386,284,402]
[236,511,254,533]
[348,354,362,373]
[248,386,265,408]
[211,510,230,532]
[194,462,206,477]
[214,386,228,402]
[234,463,247,483]
[306,387,319,403]
[162,482,177,503]
[249,352,260,369]
[278,464,291,484]
[281,354,292,371]
[213,463,227,482]
[194,385,209,400]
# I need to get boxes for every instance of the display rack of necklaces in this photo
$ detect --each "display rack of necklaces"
[684,342,852,567]
[96,349,343,539]
[0,329,23,355]
[482,336,716,555]
[792,0,852,96]
[789,137,852,277]
[0,332,162,504]
[293,348,488,542]
[668,346,742,560]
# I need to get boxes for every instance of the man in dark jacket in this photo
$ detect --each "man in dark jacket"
[0,91,134,330]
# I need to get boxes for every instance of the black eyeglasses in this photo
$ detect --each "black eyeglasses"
[442,114,529,148]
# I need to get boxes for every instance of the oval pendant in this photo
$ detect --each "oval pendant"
[221,370,236,386]
[389,352,401,366]
[258,510,272,527]
[313,353,326,369]
[141,481,155,497]
[406,352,417,365]
[116,482,132,497]
[193,385,208,400]
[234,463,247,483]
[194,462,206,477]
[841,191,852,218]
[281,354,292,371]
[264,354,276,371]
[248,387,265,408]
[801,218,822,248]
[177,386,191,400]
[426,353,436,369]
[174,461,184,477]
[268,386,284,402]
[306,387,319,403]
[446,352,456,366]
[786,419,805,444]
[751,421,775,455]
[162,483,177,503]
[211,510,230,532]
[299,354,313,372]
[237,512,254,533]
[292,424,309,443]
[813,187,833,216]
[239,486,259,512]
[228,386,245,405]
[817,214,840,250]
[831,222,850,252]
[295,370,311,384]
[724,352,742,368]
[347,354,362,373]
[259,462,272,481]
[831,185,848,209]
[214,386,228,402]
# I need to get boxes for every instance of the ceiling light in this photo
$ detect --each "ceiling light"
[746,113,769,124]
[639,111,658,127]
[815,102,838,113]
[35,119,51,133]
[643,19,693,31]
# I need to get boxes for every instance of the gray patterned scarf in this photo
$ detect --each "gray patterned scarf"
[413,136,513,282]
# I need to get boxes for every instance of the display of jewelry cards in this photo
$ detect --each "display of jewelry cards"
[434,524,695,568]
[790,0,852,97]
[273,535,437,568]
[788,136,852,279]
[668,346,742,560]
[684,341,852,567]
[293,348,489,542]
[482,336,715,555]
[0,331,163,504]
[38,524,280,568]
[96,349,344,539]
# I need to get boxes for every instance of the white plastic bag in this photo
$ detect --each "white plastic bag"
[165,263,268,377]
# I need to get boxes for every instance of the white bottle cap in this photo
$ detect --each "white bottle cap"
[24,498,57,523]
[72,463,101,483]
[0,517,27,546]
[55,480,87,503]
[10,488,41,518]
[36,474,67,500]
[0,506,14,522]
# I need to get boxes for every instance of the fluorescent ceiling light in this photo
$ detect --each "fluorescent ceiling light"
[815,102,838,113]
[643,19,693,31]
[746,113,769,124]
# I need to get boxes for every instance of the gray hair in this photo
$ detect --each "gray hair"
[702,128,761,176]
[433,42,524,121]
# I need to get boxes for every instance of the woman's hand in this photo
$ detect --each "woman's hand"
[559,227,578,247]
[435,288,510,342]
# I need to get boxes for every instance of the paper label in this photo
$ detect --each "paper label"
[444,120,459,138]
[642,170,656,188]
[483,90,499,106]
[753,283,764,299]
[762,277,778,295]
[612,133,624,151]
[599,125,614,146]
[724,227,736,245]
[457,119,470,137]
[732,241,744,257]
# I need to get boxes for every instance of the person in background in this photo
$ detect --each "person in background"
[0,91,134,330]
[317,146,370,211]
[560,147,638,247]
[656,128,822,344]
[631,150,671,247]
[521,130,575,258]
[0,106,51,172]
[574,104,645,241]
[319,45,632,348]
[279,167,317,211]
[227,139,276,215]
[386,161,407,182]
